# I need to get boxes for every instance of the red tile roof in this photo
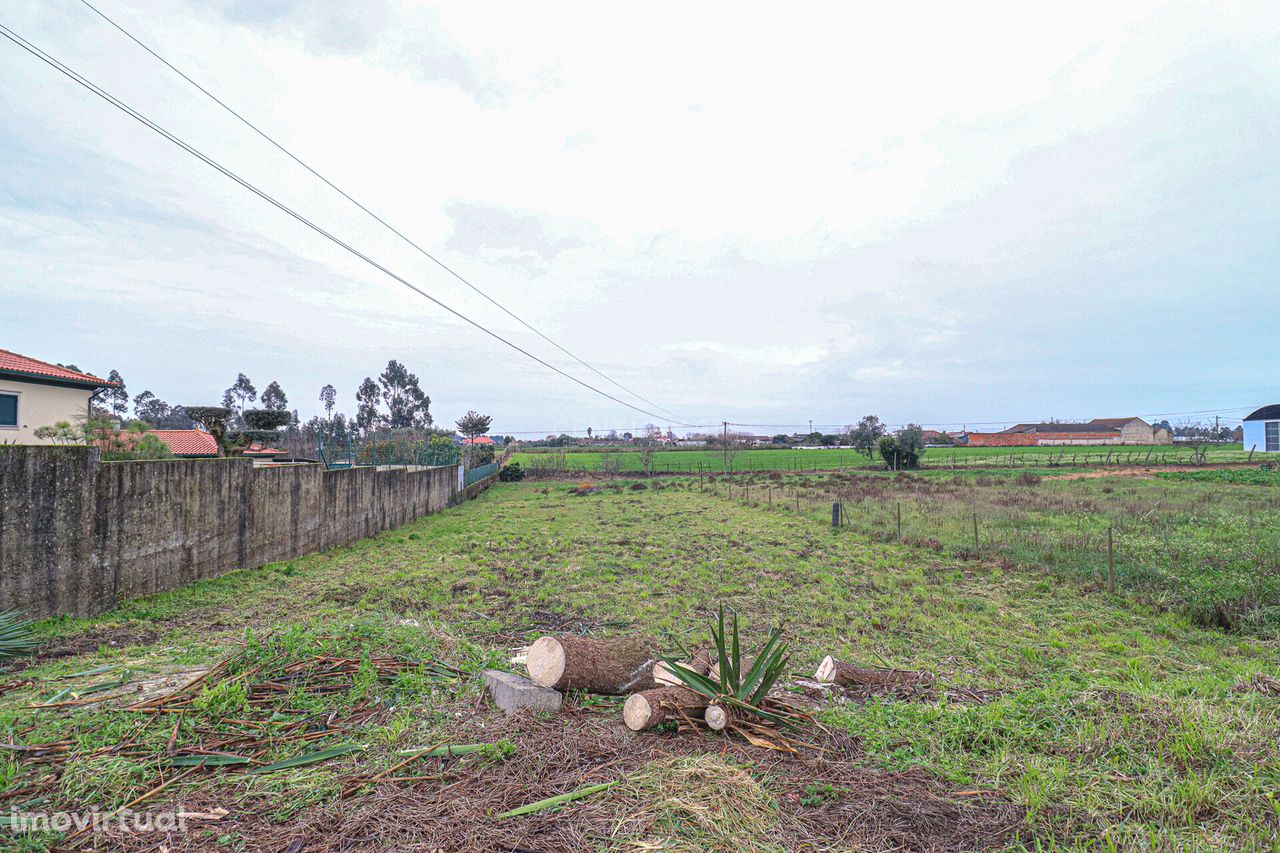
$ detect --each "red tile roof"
[149,430,220,456]
[240,443,284,457]
[0,348,116,386]
[94,428,219,457]
[461,435,494,445]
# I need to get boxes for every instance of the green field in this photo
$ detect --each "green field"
[2,474,1278,850]
[514,443,1251,475]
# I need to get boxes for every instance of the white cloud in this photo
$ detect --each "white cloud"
[1,1,1278,431]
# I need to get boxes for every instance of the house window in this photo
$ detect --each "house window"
[1267,421,1280,452]
[0,393,16,428]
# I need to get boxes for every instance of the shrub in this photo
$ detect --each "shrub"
[499,462,525,482]
[878,434,924,470]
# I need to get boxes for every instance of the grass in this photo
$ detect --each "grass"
[514,443,1252,475]
[2,476,1278,849]
[1156,467,1280,487]
[702,466,1280,633]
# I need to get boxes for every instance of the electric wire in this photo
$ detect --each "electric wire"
[0,22,700,427]
[74,0,687,423]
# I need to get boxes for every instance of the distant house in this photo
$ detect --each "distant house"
[0,348,119,445]
[1243,405,1280,453]
[962,417,1171,447]
[460,435,493,446]
[240,443,286,464]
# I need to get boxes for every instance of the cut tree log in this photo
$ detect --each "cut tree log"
[704,703,736,731]
[813,656,934,687]
[622,687,708,731]
[526,635,657,694]
[653,648,713,687]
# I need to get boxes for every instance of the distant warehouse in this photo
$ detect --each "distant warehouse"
[961,417,1171,447]
[1243,405,1280,453]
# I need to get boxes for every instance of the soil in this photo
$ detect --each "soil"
[96,706,1030,853]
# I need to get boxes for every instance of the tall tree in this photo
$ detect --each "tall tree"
[319,384,337,420]
[260,380,288,411]
[456,410,492,439]
[378,360,431,429]
[850,415,886,459]
[132,390,171,425]
[224,373,257,415]
[355,377,382,433]
[102,370,129,418]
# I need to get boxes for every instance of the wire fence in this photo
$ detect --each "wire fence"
[317,429,459,470]
[516,445,1247,478]
[692,471,1280,633]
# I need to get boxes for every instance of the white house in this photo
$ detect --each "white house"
[1243,405,1280,453]
[0,348,117,444]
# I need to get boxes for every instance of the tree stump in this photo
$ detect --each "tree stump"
[526,635,657,694]
[622,687,708,731]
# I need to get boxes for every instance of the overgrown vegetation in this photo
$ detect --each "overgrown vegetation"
[3,476,1278,849]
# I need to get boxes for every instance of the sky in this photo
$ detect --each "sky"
[1,1,1277,436]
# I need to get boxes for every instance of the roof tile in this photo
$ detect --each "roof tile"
[0,348,116,386]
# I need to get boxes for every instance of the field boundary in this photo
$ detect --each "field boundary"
[0,446,488,619]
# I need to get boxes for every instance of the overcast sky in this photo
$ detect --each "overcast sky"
[2,1,1277,435]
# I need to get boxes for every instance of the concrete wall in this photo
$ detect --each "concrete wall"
[0,378,93,445]
[0,447,466,619]
[962,433,1038,447]
[1117,420,1156,444]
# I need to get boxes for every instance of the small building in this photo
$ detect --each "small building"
[1243,405,1280,453]
[460,435,493,446]
[0,348,119,445]
[962,416,1171,447]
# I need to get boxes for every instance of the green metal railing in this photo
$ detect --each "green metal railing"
[464,461,499,486]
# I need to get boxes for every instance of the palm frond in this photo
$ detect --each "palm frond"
[0,611,38,659]
[656,655,721,698]
[664,604,792,729]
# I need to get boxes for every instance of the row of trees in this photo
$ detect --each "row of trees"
[87,361,497,464]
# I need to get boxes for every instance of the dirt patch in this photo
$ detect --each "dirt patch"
[96,707,1029,852]
[4,625,161,675]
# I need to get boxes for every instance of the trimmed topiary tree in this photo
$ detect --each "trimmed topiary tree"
[233,409,292,453]
[185,406,233,456]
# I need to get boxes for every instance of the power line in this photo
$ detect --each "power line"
[74,0,687,424]
[0,22,701,428]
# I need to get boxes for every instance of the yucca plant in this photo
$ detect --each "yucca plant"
[0,610,38,660]
[659,604,792,727]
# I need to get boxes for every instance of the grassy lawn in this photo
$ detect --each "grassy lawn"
[1,477,1278,850]
[513,443,1252,475]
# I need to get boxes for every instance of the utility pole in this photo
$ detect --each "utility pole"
[722,421,729,474]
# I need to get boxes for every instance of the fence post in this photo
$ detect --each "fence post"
[1107,527,1115,593]
[972,512,979,552]
[831,502,841,527]
[896,502,902,540]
